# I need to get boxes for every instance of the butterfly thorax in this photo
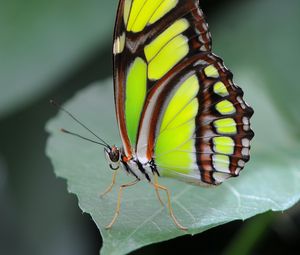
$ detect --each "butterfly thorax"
[120,152,159,182]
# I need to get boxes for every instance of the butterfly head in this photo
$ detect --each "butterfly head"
[104,145,121,171]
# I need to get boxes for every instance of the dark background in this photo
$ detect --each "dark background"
[1,0,300,254]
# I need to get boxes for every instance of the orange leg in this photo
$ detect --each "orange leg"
[100,170,118,198]
[105,179,140,229]
[154,174,165,206]
[153,176,188,231]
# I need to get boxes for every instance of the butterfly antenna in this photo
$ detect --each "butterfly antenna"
[60,128,108,147]
[50,99,111,149]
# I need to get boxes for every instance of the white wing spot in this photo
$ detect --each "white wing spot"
[200,45,207,51]
[242,148,249,156]
[243,125,250,131]
[237,96,246,109]
[243,117,249,125]
[113,33,125,55]
[242,138,250,147]
[238,159,245,167]
[235,167,241,175]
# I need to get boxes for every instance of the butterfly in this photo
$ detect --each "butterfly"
[57,0,254,230]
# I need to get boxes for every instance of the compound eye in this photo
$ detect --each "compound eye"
[109,153,120,170]
[110,148,120,163]
[104,146,120,171]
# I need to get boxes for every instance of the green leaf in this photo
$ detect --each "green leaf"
[0,0,117,118]
[46,77,300,255]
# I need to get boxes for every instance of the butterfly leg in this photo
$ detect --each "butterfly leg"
[105,179,140,229]
[100,170,118,198]
[153,181,188,231]
[153,174,165,206]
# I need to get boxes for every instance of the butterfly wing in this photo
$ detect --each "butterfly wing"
[151,54,254,185]
[113,0,254,185]
[113,0,211,158]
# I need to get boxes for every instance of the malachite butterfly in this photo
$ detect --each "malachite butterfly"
[60,0,254,230]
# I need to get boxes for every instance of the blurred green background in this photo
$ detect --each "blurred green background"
[1,0,299,254]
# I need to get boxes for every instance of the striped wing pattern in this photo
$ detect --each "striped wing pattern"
[113,0,254,185]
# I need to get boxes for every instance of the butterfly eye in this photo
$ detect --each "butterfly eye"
[108,151,120,171]
[110,149,120,163]
[104,148,119,171]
